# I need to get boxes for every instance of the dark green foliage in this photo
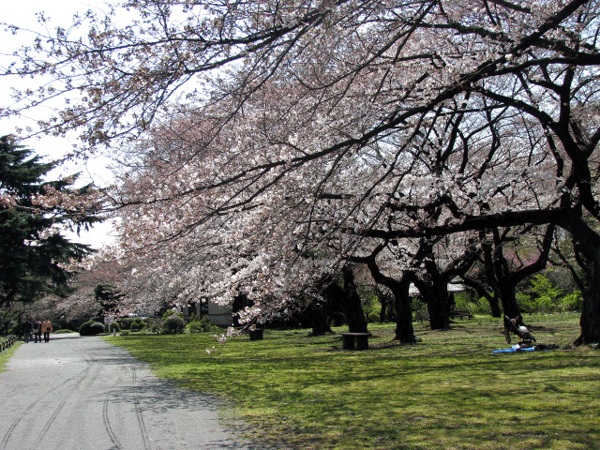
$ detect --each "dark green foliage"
[118,318,133,330]
[107,322,120,333]
[79,321,104,336]
[517,274,583,313]
[329,311,346,327]
[367,312,379,323]
[94,284,124,315]
[0,136,101,307]
[161,310,177,320]
[90,322,105,335]
[130,318,146,332]
[186,316,219,333]
[162,315,185,334]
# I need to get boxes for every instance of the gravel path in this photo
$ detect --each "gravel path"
[0,334,250,450]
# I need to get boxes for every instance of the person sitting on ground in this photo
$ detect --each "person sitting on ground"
[504,315,536,346]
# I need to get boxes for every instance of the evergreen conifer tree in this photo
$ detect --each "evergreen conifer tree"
[0,135,102,307]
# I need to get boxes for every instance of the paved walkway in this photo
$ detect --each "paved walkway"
[0,334,250,450]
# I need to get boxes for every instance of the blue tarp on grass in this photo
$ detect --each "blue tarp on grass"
[492,347,536,354]
[492,346,554,354]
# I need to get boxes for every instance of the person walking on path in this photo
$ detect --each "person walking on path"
[41,319,52,342]
[34,319,42,343]
[22,319,33,343]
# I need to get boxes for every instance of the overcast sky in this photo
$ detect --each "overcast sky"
[2,0,118,248]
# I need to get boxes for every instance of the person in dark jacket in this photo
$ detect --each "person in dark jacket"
[22,319,33,343]
[34,320,42,343]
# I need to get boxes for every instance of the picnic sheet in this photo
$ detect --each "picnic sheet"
[492,345,555,354]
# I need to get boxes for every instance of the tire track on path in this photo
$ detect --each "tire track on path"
[0,350,94,450]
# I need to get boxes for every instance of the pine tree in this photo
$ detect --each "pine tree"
[0,135,102,306]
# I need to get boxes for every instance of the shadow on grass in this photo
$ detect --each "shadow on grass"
[107,315,600,450]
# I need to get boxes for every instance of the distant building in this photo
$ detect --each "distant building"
[181,298,233,327]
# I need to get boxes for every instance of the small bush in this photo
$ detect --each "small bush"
[119,318,134,330]
[107,322,120,333]
[149,319,163,333]
[80,321,105,336]
[90,322,106,335]
[54,329,77,334]
[558,291,583,312]
[162,310,177,320]
[130,319,146,332]
[79,321,93,336]
[163,315,186,334]
[187,316,219,333]
[367,312,380,323]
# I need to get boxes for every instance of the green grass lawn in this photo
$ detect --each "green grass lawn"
[106,313,600,450]
[0,340,21,372]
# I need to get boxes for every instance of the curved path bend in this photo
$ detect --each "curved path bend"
[0,334,250,450]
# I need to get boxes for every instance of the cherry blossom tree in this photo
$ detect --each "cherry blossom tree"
[3,0,600,341]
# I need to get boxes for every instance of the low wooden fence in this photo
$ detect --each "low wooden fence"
[0,335,18,353]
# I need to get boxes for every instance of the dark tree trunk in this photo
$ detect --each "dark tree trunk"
[462,276,502,318]
[391,277,415,341]
[307,302,332,336]
[320,268,368,334]
[487,296,502,318]
[483,225,555,338]
[422,281,450,330]
[576,250,600,344]
[561,218,600,345]
[377,286,389,323]
[342,267,368,334]
[413,265,449,330]
[577,281,600,345]
[358,244,416,342]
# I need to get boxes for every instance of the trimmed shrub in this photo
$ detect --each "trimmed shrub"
[54,329,77,334]
[107,322,120,333]
[130,319,146,332]
[119,318,134,330]
[80,321,105,336]
[91,322,105,335]
[163,315,186,334]
[79,321,93,336]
